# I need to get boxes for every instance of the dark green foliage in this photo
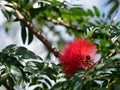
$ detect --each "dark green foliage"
[21,25,27,44]
[0,45,60,89]
[106,0,119,18]
[1,0,120,90]
[28,30,33,44]
[93,6,100,17]
[21,24,33,44]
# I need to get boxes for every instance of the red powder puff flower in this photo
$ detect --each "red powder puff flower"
[59,38,97,76]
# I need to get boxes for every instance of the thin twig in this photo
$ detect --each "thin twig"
[82,58,101,79]
[15,10,60,57]
[106,49,117,59]
[3,83,11,90]
[46,17,84,32]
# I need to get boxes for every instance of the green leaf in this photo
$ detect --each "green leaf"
[109,26,120,42]
[2,44,16,53]
[95,20,101,25]
[50,81,69,90]
[1,9,12,20]
[14,46,28,55]
[114,84,120,90]
[0,64,9,86]
[87,9,94,17]
[70,74,82,90]
[28,30,33,44]
[108,2,119,17]
[40,77,52,87]
[93,6,100,17]
[84,27,96,38]
[9,65,24,84]
[95,63,105,70]
[21,25,27,44]
[102,80,108,87]
[21,50,41,59]
[70,8,87,16]
[8,74,15,90]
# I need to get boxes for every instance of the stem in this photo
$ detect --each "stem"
[3,83,11,90]
[46,17,84,32]
[106,49,117,59]
[82,59,101,79]
[15,10,60,57]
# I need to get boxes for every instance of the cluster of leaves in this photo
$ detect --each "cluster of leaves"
[50,25,120,90]
[1,25,120,90]
[0,45,61,90]
[0,0,106,44]
[105,0,119,18]
[1,0,120,90]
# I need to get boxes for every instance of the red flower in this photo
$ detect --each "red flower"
[59,38,97,76]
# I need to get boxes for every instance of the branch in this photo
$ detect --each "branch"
[4,4,84,32]
[106,49,118,59]
[15,10,60,57]
[3,83,11,90]
[46,17,84,32]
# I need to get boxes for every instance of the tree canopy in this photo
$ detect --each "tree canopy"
[0,0,120,90]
